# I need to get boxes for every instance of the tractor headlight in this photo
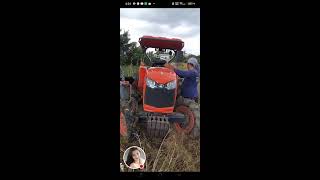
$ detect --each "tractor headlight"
[166,80,176,90]
[146,78,156,88]
[146,78,176,90]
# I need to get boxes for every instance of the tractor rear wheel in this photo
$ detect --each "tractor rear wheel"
[120,111,128,137]
[120,109,135,141]
[120,94,138,141]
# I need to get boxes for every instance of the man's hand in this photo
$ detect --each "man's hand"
[120,81,129,85]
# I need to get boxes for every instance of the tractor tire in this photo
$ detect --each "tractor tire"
[131,97,139,113]
[120,109,136,141]
[120,89,139,141]
[146,115,170,138]
[174,97,200,139]
[120,111,128,137]
[189,102,200,138]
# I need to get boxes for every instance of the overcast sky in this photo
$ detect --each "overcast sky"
[120,8,200,55]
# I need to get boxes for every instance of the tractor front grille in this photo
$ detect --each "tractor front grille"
[144,87,175,108]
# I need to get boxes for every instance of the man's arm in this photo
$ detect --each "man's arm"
[164,63,197,78]
[174,69,195,78]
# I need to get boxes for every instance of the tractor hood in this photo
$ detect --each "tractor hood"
[146,67,176,84]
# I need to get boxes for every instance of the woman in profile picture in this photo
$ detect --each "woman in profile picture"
[126,147,145,169]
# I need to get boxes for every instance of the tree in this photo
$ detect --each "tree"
[196,55,200,64]
[127,43,144,66]
[120,29,136,65]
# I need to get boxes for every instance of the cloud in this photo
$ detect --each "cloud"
[120,8,200,55]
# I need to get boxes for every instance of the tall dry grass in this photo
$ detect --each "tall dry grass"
[120,129,200,172]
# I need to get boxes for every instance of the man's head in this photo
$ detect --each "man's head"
[187,63,194,70]
[187,57,199,71]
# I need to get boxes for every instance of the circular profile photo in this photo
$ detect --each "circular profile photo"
[123,146,146,170]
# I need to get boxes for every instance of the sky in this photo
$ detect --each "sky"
[120,8,200,55]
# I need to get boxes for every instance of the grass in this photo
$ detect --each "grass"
[121,65,139,77]
[120,130,200,172]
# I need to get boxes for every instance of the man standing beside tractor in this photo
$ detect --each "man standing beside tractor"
[165,57,200,103]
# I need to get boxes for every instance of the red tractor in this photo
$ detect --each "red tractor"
[120,36,200,139]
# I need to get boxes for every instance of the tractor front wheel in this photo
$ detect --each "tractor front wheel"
[174,97,200,138]
[174,105,195,134]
